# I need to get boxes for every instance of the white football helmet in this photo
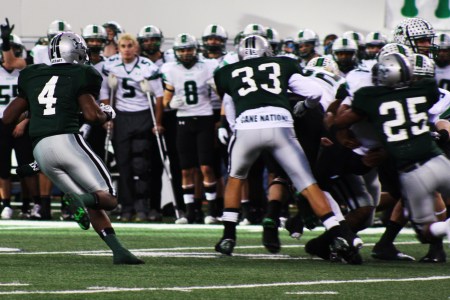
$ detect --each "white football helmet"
[138,25,164,55]
[435,32,450,67]
[343,31,365,47]
[242,23,266,37]
[377,43,415,66]
[238,35,272,60]
[332,37,358,71]
[412,53,435,77]
[393,17,436,57]
[173,33,198,66]
[48,32,88,65]
[47,20,72,40]
[82,24,107,41]
[436,32,450,49]
[306,56,340,76]
[266,27,280,54]
[103,21,123,35]
[373,53,413,88]
[297,29,319,47]
[202,24,228,53]
[1,34,25,58]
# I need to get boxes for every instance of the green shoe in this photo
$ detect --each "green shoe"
[63,193,90,230]
[262,217,281,254]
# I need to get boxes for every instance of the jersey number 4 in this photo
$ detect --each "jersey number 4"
[380,96,429,142]
[231,62,282,96]
[38,76,58,115]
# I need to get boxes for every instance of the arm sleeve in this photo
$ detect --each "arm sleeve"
[288,73,322,108]
[79,66,102,99]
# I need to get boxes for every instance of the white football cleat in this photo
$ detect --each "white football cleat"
[1,207,13,219]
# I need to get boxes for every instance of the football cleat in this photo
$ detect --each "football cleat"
[148,209,163,222]
[285,214,304,240]
[175,217,188,224]
[30,204,43,220]
[419,242,446,263]
[215,238,236,256]
[62,193,90,230]
[204,215,219,224]
[239,218,251,226]
[371,243,415,261]
[1,207,13,220]
[262,217,281,253]
[305,236,331,260]
[330,237,363,265]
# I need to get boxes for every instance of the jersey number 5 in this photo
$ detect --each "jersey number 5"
[231,62,282,96]
[38,76,58,115]
[380,96,429,142]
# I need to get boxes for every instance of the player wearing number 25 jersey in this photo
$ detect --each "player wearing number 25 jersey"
[334,53,450,248]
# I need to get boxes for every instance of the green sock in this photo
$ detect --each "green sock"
[100,228,144,265]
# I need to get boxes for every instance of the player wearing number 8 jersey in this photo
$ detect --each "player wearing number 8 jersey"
[213,35,362,262]
[160,33,220,223]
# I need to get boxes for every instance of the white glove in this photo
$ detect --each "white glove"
[169,95,186,109]
[293,100,309,118]
[79,123,91,138]
[140,79,153,94]
[218,127,229,145]
[108,74,118,90]
[100,103,116,120]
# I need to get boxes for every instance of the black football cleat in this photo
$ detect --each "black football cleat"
[215,238,236,256]
[262,218,281,254]
[371,243,415,261]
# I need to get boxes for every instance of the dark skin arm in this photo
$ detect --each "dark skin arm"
[2,96,27,124]
[78,93,110,125]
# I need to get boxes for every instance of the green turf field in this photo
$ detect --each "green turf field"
[0,220,449,299]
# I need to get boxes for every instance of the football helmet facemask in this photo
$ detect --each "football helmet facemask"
[82,24,107,54]
[138,25,164,55]
[332,37,358,72]
[238,35,272,60]
[202,24,228,53]
[365,32,388,59]
[373,53,413,88]
[393,17,436,58]
[173,33,198,68]
[48,32,88,65]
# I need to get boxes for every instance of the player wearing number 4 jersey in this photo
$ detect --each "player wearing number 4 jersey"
[213,35,362,263]
[3,32,144,264]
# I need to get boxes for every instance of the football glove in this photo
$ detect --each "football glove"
[293,100,309,118]
[100,103,116,121]
[107,74,118,90]
[169,95,185,109]
[218,127,229,145]
[1,18,13,51]
[139,79,153,95]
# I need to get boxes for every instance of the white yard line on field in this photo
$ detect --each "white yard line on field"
[0,276,449,295]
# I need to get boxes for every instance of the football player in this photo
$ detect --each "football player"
[3,32,144,265]
[160,33,220,224]
[362,31,387,69]
[434,32,450,92]
[333,53,450,260]
[331,37,358,76]
[213,35,362,263]
[297,29,320,67]
[102,21,123,57]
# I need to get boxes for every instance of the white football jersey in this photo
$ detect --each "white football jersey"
[30,44,50,65]
[302,67,346,111]
[100,54,163,112]
[0,66,20,118]
[429,88,450,123]
[160,57,218,117]
[435,65,450,92]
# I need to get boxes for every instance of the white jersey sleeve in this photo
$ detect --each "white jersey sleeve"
[429,88,450,124]
[30,44,51,65]
[288,73,322,106]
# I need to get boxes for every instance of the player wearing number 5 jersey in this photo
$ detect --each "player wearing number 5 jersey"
[213,35,362,262]
[100,33,164,222]
[334,53,450,251]
[3,32,143,264]
[160,33,220,224]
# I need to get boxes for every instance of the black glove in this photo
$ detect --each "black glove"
[436,129,450,147]
[1,18,14,51]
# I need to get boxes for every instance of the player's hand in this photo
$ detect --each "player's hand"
[218,127,229,145]
[1,18,14,40]
[100,103,116,120]
[152,124,165,135]
[293,100,309,118]
[108,74,118,90]
[169,95,185,109]
[140,79,154,95]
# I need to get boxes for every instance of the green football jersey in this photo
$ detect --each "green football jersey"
[18,63,102,147]
[214,56,302,118]
[352,78,442,167]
